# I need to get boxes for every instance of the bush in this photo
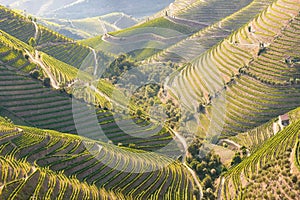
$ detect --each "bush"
[292,175,298,183]
[128,143,136,148]
[30,70,39,79]
[43,78,51,87]
[202,175,213,189]
[231,153,242,166]
[28,37,36,47]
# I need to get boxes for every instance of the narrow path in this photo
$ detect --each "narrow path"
[68,19,76,28]
[219,139,242,149]
[89,47,98,76]
[184,162,203,199]
[88,84,112,104]
[25,49,60,89]
[217,177,225,200]
[113,13,124,27]
[170,128,188,159]
[170,128,203,199]
[32,20,39,40]
[98,18,108,34]
[219,139,250,156]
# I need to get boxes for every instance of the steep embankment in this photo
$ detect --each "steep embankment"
[0,117,196,199]
[169,0,300,137]
[219,118,300,199]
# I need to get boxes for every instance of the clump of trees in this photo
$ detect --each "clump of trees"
[129,83,161,119]
[103,54,136,83]
[230,146,248,166]
[30,70,39,79]
[187,139,226,200]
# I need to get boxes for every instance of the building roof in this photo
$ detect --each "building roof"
[279,114,289,121]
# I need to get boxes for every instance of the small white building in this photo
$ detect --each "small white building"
[279,114,290,127]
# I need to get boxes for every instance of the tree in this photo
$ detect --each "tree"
[231,153,242,166]
[28,37,36,47]
[202,175,213,189]
[43,78,51,87]
[188,143,199,156]
[136,109,143,117]
[30,70,39,79]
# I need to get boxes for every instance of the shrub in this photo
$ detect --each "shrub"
[43,78,51,87]
[30,70,39,79]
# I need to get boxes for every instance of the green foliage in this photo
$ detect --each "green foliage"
[43,78,51,87]
[231,153,242,166]
[187,139,225,199]
[30,70,39,79]
[103,54,135,82]
[28,37,36,47]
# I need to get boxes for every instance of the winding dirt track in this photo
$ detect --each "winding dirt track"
[170,128,203,199]
[32,20,39,40]
[25,49,60,89]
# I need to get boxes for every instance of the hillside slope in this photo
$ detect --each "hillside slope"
[83,0,255,60]
[0,5,113,70]
[0,0,173,19]
[168,0,300,137]
[0,117,196,199]
[219,118,300,199]
[41,13,138,40]
[147,0,274,63]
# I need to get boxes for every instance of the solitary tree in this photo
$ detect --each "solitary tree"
[43,78,51,87]
[231,153,242,166]
[28,37,36,47]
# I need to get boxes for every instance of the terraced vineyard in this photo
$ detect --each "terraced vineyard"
[41,12,138,40]
[41,53,90,84]
[0,43,36,73]
[148,0,275,63]
[0,117,196,199]
[229,106,300,151]
[0,0,300,199]
[0,5,111,70]
[84,0,259,61]
[83,17,197,59]
[0,156,127,199]
[220,119,300,199]
[169,0,300,136]
[0,65,179,153]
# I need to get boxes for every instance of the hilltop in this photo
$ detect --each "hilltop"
[40,13,139,39]
[0,0,173,19]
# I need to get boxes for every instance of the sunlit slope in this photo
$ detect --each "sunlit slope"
[0,7,178,154]
[148,0,275,63]
[225,105,300,153]
[0,28,109,106]
[41,13,138,40]
[83,0,255,60]
[219,119,300,199]
[0,156,127,199]
[82,17,196,60]
[170,0,300,136]
[0,117,196,199]
[0,5,112,69]
[0,64,177,152]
